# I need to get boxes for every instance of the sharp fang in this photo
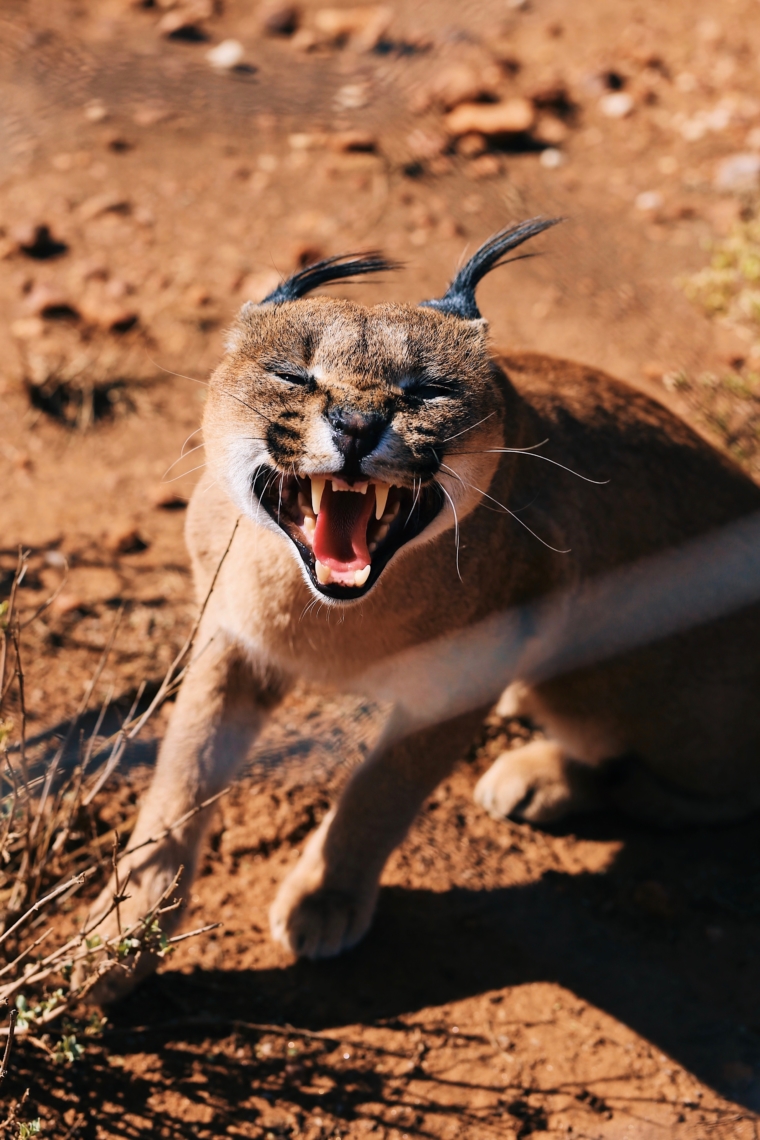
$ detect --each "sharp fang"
[303,516,316,539]
[374,481,390,519]
[311,476,326,514]
[315,559,332,585]
[354,565,371,587]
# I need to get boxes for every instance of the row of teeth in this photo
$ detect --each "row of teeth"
[315,561,371,588]
[296,478,399,589]
[308,476,390,519]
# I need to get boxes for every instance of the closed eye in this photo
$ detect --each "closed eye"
[398,376,456,401]
[269,368,313,387]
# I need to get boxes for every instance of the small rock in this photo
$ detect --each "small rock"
[150,486,189,510]
[12,223,68,260]
[80,301,139,333]
[635,190,663,212]
[445,98,534,137]
[260,2,300,35]
[456,132,487,158]
[465,154,503,179]
[106,526,149,556]
[539,147,564,168]
[79,192,131,222]
[328,130,377,153]
[158,0,213,37]
[714,152,760,192]
[84,100,108,123]
[133,103,172,127]
[206,39,245,69]
[426,63,500,111]
[313,5,393,51]
[406,128,449,162]
[533,114,569,146]
[50,593,86,617]
[288,131,328,150]
[10,317,45,339]
[333,82,371,110]
[24,284,80,321]
[600,91,634,118]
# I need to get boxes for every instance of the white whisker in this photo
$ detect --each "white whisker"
[442,412,495,443]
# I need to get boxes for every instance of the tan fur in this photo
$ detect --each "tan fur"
[87,291,760,996]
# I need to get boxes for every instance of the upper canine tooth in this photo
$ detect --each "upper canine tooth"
[311,476,326,514]
[374,482,390,519]
[315,559,332,585]
[354,564,371,587]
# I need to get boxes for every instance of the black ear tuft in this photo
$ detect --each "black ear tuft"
[260,252,400,304]
[419,216,563,320]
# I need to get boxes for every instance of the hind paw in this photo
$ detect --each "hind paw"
[474,740,596,823]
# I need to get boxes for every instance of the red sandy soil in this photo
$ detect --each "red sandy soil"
[2,0,760,1135]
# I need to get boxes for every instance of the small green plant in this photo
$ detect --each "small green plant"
[18,1120,41,1139]
[52,1035,84,1065]
[681,220,760,339]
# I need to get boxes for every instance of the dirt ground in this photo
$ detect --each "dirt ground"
[2,0,760,1135]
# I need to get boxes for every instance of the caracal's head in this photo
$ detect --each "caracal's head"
[203,219,559,602]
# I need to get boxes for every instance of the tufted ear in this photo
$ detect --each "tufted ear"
[419,217,563,321]
[259,251,400,304]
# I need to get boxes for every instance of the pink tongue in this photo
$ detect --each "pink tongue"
[313,483,375,571]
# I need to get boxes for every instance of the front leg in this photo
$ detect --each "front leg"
[270,709,485,959]
[86,620,286,999]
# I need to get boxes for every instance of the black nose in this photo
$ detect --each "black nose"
[328,405,388,468]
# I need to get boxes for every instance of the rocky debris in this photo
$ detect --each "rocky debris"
[599,91,634,118]
[24,284,80,321]
[11,223,68,260]
[206,39,245,69]
[84,100,108,123]
[714,152,760,193]
[422,62,502,112]
[158,0,214,38]
[406,128,449,163]
[105,525,149,556]
[444,98,535,138]
[328,130,377,153]
[312,5,392,51]
[533,114,569,146]
[635,189,664,212]
[133,103,172,127]
[79,193,131,222]
[150,486,189,510]
[259,2,300,35]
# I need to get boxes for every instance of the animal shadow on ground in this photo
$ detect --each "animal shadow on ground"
[108,810,760,1113]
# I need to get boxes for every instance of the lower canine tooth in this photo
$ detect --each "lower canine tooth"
[374,481,390,520]
[315,560,331,585]
[311,476,326,514]
[354,564,371,587]
[303,516,315,538]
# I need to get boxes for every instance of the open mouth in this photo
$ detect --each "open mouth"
[252,469,442,598]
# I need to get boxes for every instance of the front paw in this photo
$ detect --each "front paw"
[269,814,378,959]
[75,846,188,1003]
[474,740,595,823]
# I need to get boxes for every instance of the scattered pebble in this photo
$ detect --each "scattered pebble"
[425,63,500,111]
[79,192,131,222]
[599,91,634,118]
[404,129,447,163]
[84,100,108,123]
[539,147,564,169]
[714,152,760,192]
[445,98,534,137]
[206,39,245,69]
[334,82,371,111]
[329,130,377,153]
[150,486,189,510]
[260,2,300,35]
[635,190,663,211]
[533,114,568,146]
[313,5,392,51]
[455,132,487,158]
[106,526,149,556]
[158,0,213,37]
[24,284,79,321]
[12,222,68,260]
